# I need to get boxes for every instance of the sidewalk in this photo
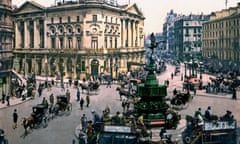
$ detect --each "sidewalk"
[0,95,32,110]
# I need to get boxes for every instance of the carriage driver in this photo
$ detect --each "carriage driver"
[66,89,71,103]
[41,97,49,109]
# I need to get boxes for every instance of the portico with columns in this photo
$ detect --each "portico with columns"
[13,1,145,80]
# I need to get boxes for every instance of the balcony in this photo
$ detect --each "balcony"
[85,48,104,54]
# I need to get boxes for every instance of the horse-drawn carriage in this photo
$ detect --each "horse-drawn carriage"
[79,81,100,94]
[31,104,48,126]
[53,95,72,115]
[170,90,192,106]
[22,104,48,137]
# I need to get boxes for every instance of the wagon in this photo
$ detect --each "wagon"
[53,95,72,115]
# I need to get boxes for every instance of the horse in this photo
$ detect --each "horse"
[80,81,100,94]
[21,117,34,138]
[79,83,90,94]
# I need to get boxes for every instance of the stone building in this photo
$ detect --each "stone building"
[174,14,209,61]
[162,10,178,56]
[0,0,13,98]
[13,0,145,80]
[202,3,240,61]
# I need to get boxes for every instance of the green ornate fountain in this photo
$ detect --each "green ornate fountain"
[134,33,179,128]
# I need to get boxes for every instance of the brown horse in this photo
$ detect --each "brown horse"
[21,117,34,138]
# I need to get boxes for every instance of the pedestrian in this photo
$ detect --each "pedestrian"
[86,95,90,107]
[49,93,54,105]
[80,97,84,110]
[13,109,18,129]
[6,94,10,106]
[106,78,111,88]
[194,87,196,95]
[81,114,87,132]
[204,106,211,121]
[86,120,94,142]
[112,111,121,125]
[77,88,80,101]
[41,97,49,109]
[232,88,237,100]
[69,79,72,87]
[2,92,5,104]
[122,99,126,112]
[38,85,42,97]
[126,100,130,111]
[91,110,101,131]
[51,79,54,86]
[66,89,71,103]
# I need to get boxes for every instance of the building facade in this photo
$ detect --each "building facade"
[0,0,13,98]
[174,14,209,61]
[13,0,145,80]
[202,3,240,61]
[162,10,178,56]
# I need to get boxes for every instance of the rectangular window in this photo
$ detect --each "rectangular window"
[29,20,34,48]
[105,16,107,23]
[59,37,64,49]
[81,61,86,71]
[77,16,79,22]
[77,37,81,49]
[51,37,56,48]
[59,17,62,23]
[110,37,112,48]
[68,16,71,23]
[93,15,97,22]
[115,37,117,48]
[51,17,54,24]
[104,37,108,48]
[91,37,98,49]
[68,37,72,48]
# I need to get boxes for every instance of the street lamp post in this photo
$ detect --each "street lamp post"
[199,61,203,80]
[184,61,187,78]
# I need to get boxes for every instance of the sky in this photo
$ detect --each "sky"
[12,0,240,34]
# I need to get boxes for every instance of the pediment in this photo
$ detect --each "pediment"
[14,1,45,14]
[125,3,143,16]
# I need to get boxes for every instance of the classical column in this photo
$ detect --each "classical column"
[128,19,131,48]
[135,21,139,47]
[131,20,133,47]
[126,19,129,47]
[72,58,77,79]
[64,58,67,77]
[15,22,21,48]
[34,19,40,48]
[132,20,136,47]
[73,36,76,49]
[121,19,125,48]
[24,21,30,48]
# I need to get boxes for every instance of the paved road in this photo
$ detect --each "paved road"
[0,64,239,143]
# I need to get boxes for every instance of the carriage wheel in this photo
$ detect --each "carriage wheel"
[184,136,191,144]
[53,104,60,115]
[175,99,183,105]
[67,103,72,112]
[42,116,48,128]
